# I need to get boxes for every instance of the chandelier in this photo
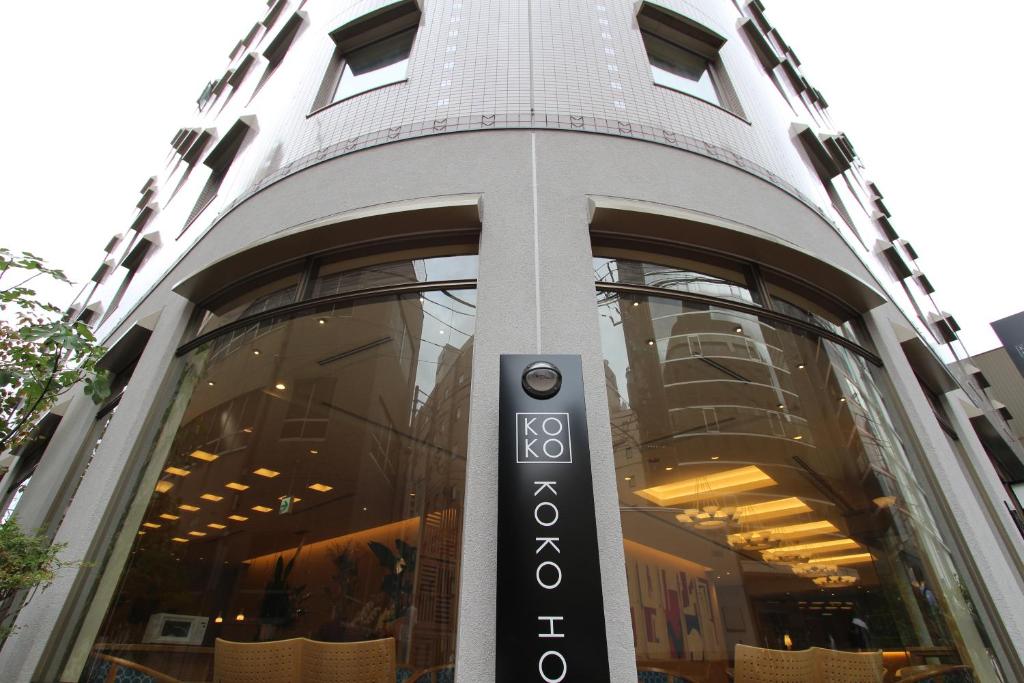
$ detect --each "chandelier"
[727,529,780,551]
[810,567,859,587]
[791,563,837,578]
[675,504,737,531]
[764,545,809,563]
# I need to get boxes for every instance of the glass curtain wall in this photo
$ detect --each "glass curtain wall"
[597,257,998,682]
[80,257,476,682]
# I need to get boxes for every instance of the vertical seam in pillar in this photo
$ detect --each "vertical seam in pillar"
[527,0,534,117]
[531,132,541,352]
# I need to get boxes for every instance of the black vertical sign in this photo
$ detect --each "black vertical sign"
[496,355,610,682]
[993,311,1024,380]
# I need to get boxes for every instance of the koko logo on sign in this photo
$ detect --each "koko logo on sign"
[516,413,572,464]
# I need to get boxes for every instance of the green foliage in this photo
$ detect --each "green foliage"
[259,546,307,628]
[368,538,417,621]
[0,248,111,452]
[0,517,74,638]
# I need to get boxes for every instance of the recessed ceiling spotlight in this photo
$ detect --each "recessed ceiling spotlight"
[275,383,286,391]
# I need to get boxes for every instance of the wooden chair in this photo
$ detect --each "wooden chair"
[734,644,815,683]
[213,636,395,683]
[734,644,885,683]
[812,647,885,683]
[86,654,182,683]
[302,637,395,683]
[213,638,303,683]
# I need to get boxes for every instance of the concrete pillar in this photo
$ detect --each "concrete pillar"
[454,131,636,682]
[864,303,1024,678]
[0,295,193,683]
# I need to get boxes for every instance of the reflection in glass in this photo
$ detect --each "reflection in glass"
[642,32,719,104]
[599,290,998,681]
[334,28,415,102]
[594,257,753,305]
[81,289,475,682]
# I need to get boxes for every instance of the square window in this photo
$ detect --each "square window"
[642,31,719,105]
[333,28,415,102]
[312,0,421,112]
[635,1,743,117]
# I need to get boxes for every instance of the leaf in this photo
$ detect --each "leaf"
[367,541,396,569]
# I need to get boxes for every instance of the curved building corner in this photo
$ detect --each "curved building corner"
[1,1,1022,682]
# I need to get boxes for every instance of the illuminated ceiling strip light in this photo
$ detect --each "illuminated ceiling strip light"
[178,504,200,512]
[225,482,250,491]
[728,520,839,544]
[154,481,174,493]
[189,449,219,462]
[164,466,190,477]
[733,497,813,524]
[201,493,224,502]
[228,515,249,522]
[171,537,189,543]
[763,538,861,558]
[308,483,333,492]
[159,513,180,521]
[207,523,227,529]
[142,522,161,529]
[253,468,280,478]
[806,552,874,565]
[635,465,776,506]
[188,531,207,537]
[251,505,273,513]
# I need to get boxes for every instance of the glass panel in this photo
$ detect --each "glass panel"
[312,255,478,299]
[197,272,301,338]
[767,282,868,347]
[594,257,754,305]
[82,290,475,682]
[334,29,415,102]
[642,32,719,105]
[599,291,1000,682]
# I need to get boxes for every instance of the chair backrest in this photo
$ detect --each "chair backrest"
[302,637,395,683]
[734,644,815,683]
[812,647,885,683]
[214,638,303,683]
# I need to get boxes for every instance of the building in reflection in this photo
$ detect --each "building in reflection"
[0,0,1022,681]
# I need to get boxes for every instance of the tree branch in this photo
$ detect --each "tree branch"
[0,345,63,452]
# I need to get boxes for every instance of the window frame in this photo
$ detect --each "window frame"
[310,0,422,114]
[178,244,478,357]
[636,1,746,119]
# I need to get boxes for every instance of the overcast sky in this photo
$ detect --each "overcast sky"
[1,1,1019,354]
